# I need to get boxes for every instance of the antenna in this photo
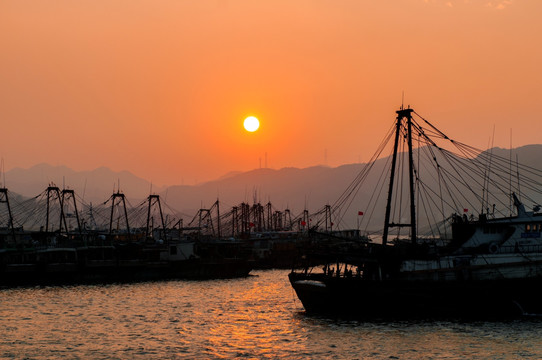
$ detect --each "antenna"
[401,91,405,110]
[484,126,496,213]
[82,178,87,202]
[509,128,513,216]
[516,154,521,202]
[1,158,4,188]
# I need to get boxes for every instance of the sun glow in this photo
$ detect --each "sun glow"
[243,116,260,132]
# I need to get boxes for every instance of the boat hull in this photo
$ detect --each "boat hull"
[0,246,253,287]
[289,272,542,319]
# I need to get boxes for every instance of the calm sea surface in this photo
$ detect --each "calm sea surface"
[2,269,542,359]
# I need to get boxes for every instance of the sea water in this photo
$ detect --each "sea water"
[2,269,542,359]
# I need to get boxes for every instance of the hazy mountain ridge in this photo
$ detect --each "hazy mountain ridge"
[4,144,542,229]
[161,165,361,218]
[4,164,166,203]
[160,144,542,228]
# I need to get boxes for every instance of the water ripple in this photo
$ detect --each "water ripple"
[2,270,542,359]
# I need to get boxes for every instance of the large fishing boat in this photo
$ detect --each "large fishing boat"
[289,107,542,318]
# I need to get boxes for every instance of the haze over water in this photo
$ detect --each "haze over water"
[2,269,542,359]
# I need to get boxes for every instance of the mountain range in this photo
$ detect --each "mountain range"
[3,164,166,204]
[3,144,542,231]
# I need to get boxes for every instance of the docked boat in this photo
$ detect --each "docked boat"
[0,189,252,286]
[289,107,542,318]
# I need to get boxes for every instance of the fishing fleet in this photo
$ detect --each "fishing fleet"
[3,106,542,320]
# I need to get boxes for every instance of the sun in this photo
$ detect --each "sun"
[243,116,260,132]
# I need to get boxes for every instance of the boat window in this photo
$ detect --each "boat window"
[484,226,500,234]
[526,224,531,232]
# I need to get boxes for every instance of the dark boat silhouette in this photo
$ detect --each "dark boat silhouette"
[289,107,542,319]
[0,188,252,286]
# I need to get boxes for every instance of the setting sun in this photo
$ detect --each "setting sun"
[243,116,260,132]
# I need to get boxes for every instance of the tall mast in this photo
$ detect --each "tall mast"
[406,109,417,244]
[216,199,221,238]
[382,107,417,245]
[0,188,15,238]
[109,192,131,241]
[61,189,82,234]
[46,186,64,233]
[232,206,238,237]
[146,195,166,240]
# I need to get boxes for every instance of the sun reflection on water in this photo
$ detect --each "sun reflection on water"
[2,270,542,359]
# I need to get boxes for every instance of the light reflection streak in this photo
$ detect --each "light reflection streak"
[1,271,542,359]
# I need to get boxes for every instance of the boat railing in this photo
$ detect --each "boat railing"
[496,244,542,254]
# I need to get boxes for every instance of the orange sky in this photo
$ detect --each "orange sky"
[1,0,541,186]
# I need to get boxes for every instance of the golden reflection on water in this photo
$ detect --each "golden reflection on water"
[2,270,542,359]
[204,275,306,358]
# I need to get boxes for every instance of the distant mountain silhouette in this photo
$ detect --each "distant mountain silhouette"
[3,144,542,231]
[4,164,165,203]
[161,144,542,230]
[160,165,363,218]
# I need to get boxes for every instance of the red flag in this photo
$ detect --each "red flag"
[358,211,364,216]
[463,208,468,213]
[249,222,255,227]
[301,221,306,226]
[330,222,334,226]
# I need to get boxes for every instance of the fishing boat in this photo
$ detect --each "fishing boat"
[289,107,542,318]
[198,200,311,269]
[0,189,252,286]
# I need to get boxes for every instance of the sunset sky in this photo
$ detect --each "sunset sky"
[1,0,541,186]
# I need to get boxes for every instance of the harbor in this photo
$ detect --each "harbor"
[3,0,542,358]
[0,186,316,285]
[3,106,542,322]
